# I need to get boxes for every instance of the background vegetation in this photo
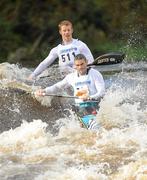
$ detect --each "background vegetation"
[0,0,146,66]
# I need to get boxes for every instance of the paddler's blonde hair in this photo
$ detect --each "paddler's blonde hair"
[58,20,73,30]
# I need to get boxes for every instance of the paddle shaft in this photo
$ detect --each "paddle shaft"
[33,92,99,102]
[41,93,77,99]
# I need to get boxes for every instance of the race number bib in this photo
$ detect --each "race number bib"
[60,52,76,63]
[75,85,89,98]
[58,46,80,66]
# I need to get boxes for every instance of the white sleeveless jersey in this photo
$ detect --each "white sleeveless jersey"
[32,39,94,78]
[45,68,105,103]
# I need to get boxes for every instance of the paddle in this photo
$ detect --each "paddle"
[88,52,125,66]
[32,92,78,99]
[39,52,125,79]
[32,92,99,102]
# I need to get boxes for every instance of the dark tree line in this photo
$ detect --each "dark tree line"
[0,0,146,66]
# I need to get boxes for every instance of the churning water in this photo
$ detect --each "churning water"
[0,61,147,180]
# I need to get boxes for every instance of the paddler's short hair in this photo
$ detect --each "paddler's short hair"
[74,54,87,62]
[58,20,73,30]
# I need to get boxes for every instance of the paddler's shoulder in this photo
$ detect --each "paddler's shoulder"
[72,38,84,45]
[65,70,77,79]
[88,68,101,75]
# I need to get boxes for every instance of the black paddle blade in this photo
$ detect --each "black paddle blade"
[90,52,125,66]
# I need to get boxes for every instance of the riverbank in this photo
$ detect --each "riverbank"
[95,41,147,62]
[0,41,146,67]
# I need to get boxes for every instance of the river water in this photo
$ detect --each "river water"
[0,61,147,180]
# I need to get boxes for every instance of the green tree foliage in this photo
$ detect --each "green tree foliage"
[0,0,146,65]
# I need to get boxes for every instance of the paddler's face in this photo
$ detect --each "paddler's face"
[59,24,73,43]
[74,59,88,75]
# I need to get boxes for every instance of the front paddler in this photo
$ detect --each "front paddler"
[35,54,105,130]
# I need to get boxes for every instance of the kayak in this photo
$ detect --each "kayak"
[72,101,100,130]
[78,114,100,130]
